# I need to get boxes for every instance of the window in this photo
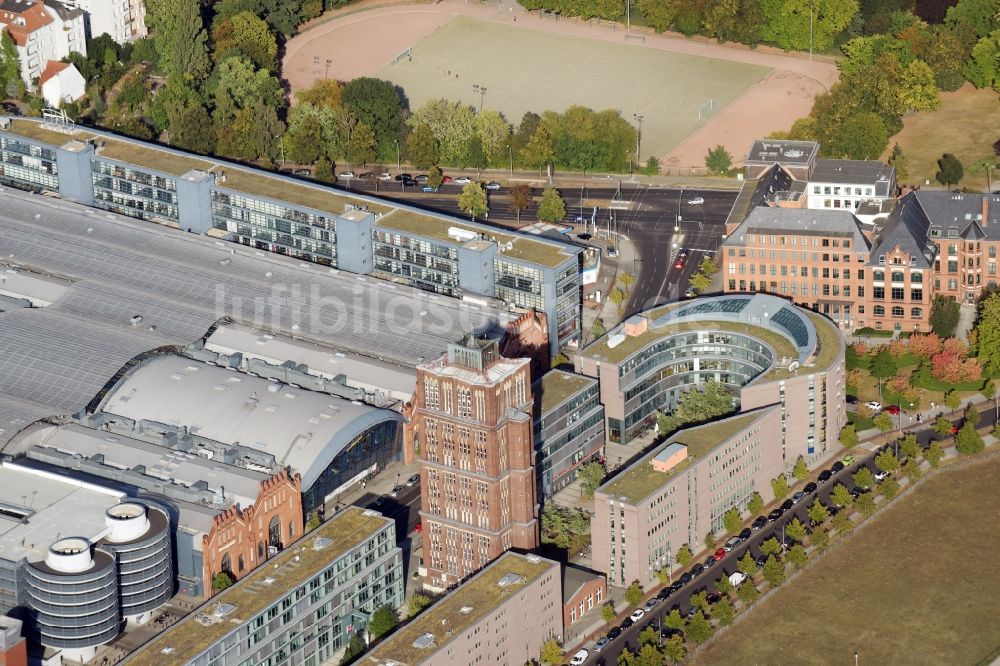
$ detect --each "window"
[891,287,904,300]
[221,553,232,574]
[891,271,904,282]
[911,307,923,318]
[874,305,885,316]
[873,270,884,281]
[892,306,905,317]
[911,289,922,301]
[873,287,885,299]
[910,272,922,284]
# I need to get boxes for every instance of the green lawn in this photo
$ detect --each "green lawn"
[376,16,771,159]
[889,84,1000,190]
[691,457,1000,666]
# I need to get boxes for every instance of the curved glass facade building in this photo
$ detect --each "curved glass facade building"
[99,503,174,623]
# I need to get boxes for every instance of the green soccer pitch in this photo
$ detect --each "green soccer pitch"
[376,16,772,160]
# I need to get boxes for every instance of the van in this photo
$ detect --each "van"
[729,571,748,587]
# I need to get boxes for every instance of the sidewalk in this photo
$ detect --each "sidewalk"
[854,393,990,445]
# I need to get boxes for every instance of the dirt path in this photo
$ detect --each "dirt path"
[283,0,839,168]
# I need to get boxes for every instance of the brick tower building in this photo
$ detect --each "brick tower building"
[413,334,539,591]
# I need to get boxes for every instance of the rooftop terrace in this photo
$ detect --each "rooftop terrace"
[3,119,92,146]
[126,507,389,666]
[535,369,595,415]
[218,168,391,216]
[599,411,764,504]
[96,138,213,176]
[376,210,574,268]
[365,553,555,666]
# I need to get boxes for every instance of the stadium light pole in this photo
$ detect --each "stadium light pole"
[809,0,814,61]
[472,84,487,112]
[626,0,630,33]
[633,113,643,168]
[507,144,513,176]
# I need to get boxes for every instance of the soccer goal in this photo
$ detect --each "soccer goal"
[698,99,715,119]
[391,47,412,66]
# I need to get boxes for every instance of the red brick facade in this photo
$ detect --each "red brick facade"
[202,470,304,597]
[562,574,607,628]
[413,338,540,590]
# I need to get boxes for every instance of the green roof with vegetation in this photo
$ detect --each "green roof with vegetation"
[599,411,767,504]
[535,369,595,414]
[97,138,214,176]
[366,553,556,666]
[219,168,391,215]
[376,210,574,268]
[126,508,388,666]
[3,119,92,146]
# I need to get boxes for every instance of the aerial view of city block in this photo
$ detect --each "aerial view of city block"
[0,0,999,664]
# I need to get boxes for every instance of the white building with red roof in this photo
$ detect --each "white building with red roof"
[38,59,83,105]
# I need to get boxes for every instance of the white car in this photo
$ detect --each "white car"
[728,571,748,587]
[339,171,355,180]
[629,608,645,622]
[874,469,890,481]
[865,400,883,412]
[687,197,705,205]
[485,181,501,190]
[454,176,472,184]
[570,648,589,665]
[378,172,392,181]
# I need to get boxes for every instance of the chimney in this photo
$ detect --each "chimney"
[984,195,990,227]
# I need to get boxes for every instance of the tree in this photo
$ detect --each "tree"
[714,596,736,626]
[832,511,852,533]
[297,78,343,109]
[592,318,606,338]
[900,59,941,112]
[406,123,439,169]
[508,184,533,223]
[771,474,790,500]
[871,349,898,383]
[705,530,717,550]
[638,627,660,649]
[930,295,961,337]
[619,272,636,291]
[690,590,710,613]
[676,544,693,566]
[792,456,809,481]
[212,571,234,591]
[601,602,616,624]
[944,389,962,411]
[747,491,764,515]
[786,517,807,543]
[762,554,785,587]
[788,544,808,568]
[873,412,894,434]
[887,143,909,181]
[875,449,900,473]
[540,638,564,665]
[609,287,625,306]
[340,634,365,665]
[368,605,398,639]
[937,152,965,186]
[663,633,687,663]
[924,441,945,467]
[903,457,924,482]
[147,0,211,82]
[831,112,889,160]
[808,498,830,527]
[699,256,719,275]
[758,0,858,51]
[521,124,555,173]
[760,537,781,557]
[458,182,488,221]
[945,0,998,38]
[347,121,377,166]
[705,144,733,175]
[637,0,683,31]
[689,271,712,293]
[955,420,985,453]
[537,187,566,222]
[880,476,901,500]
[831,483,853,509]
[685,610,714,644]
[305,512,321,531]
[853,467,876,490]
[965,29,1000,90]
[900,434,920,460]
[855,491,877,517]
[288,112,323,164]
[715,575,733,597]
[737,581,759,605]
[577,462,606,499]
[738,551,756,576]
[165,94,215,154]
[624,580,644,607]
[341,77,404,161]
[977,293,1000,376]
[840,424,859,448]
[664,607,685,630]
[476,109,511,167]
[211,11,277,71]
[933,415,954,439]
[717,507,739,535]
[810,526,830,550]
[427,165,444,189]
[407,593,431,618]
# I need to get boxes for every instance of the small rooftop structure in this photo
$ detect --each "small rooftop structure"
[744,139,819,168]
[651,442,688,472]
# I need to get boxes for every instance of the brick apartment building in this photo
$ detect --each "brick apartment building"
[412,335,540,591]
[727,139,1000,333]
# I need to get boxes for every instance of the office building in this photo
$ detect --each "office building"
[124,507,403,666]
[365,552,561,666]
[575,294,846,465]
[592,408,782,587]
[533,369,605,498]
[0,117,582,353]
[411,335,539,591]
[0,0,86,87]
[0,463,173,663]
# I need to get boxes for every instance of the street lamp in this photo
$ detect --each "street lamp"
[507,144,513,177]
[472,84,487,113]
[395,139,401,191]
[633,113,644,167]
[275,134,285,169]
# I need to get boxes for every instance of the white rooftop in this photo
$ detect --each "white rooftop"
[0,462,123,564]
[99,355,404,489]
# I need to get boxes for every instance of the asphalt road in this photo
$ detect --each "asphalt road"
[583,411,981,666]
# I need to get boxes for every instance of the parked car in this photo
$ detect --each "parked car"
[768,508,783,521]
[620,617,634,630]
[684,286,697,298]
[485,181,501,190]
[293,169,311,177]
[846,395,859,405]
[850,486,868,499]
[339,171,355,180]
[405,474,420,487]
[842,454,855,466]
[415,174,429,183]
[686,606,699,618]
[687,197,705,205]
[791,491,807,504]
[818,469,832,482]
[414,522,422,533]
[570,648,589,665]
[669,582,683,594]
[827,504,841,517]
[442,175,453,183]
[378,172,392,180]
[657,587,672,600]
[394,173,413,181]
[454,176,472,184]
[679,572,693,585]
[874,469,890,481]
[691,563,704,576]
[723,536,742,551]
[865,400,883,412]
[704,555,717,567]
[422,186,439,192]
[358,172,374,180]
[755,555,768,568]
[831,461,845,473]
[389,485,404,497]
[885,405,901,415]
[738,527,752,541]
[595,636,611,652]
[644,598,659,610]
[706,591,723,604]
[780,499,794,512]
[804,482,818,493]
[752,516,768,531]
[729,571,748,587]
[607,626,622,640]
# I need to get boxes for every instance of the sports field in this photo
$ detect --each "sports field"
[691,456,1000,666]
[375,17,771,161]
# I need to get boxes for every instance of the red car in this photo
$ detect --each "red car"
[885,405,901,415]
[442,175,453,183]
[414,522,422,534]
[714,548,726,560]
[674,257,685,270]
[950,425,959,435]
